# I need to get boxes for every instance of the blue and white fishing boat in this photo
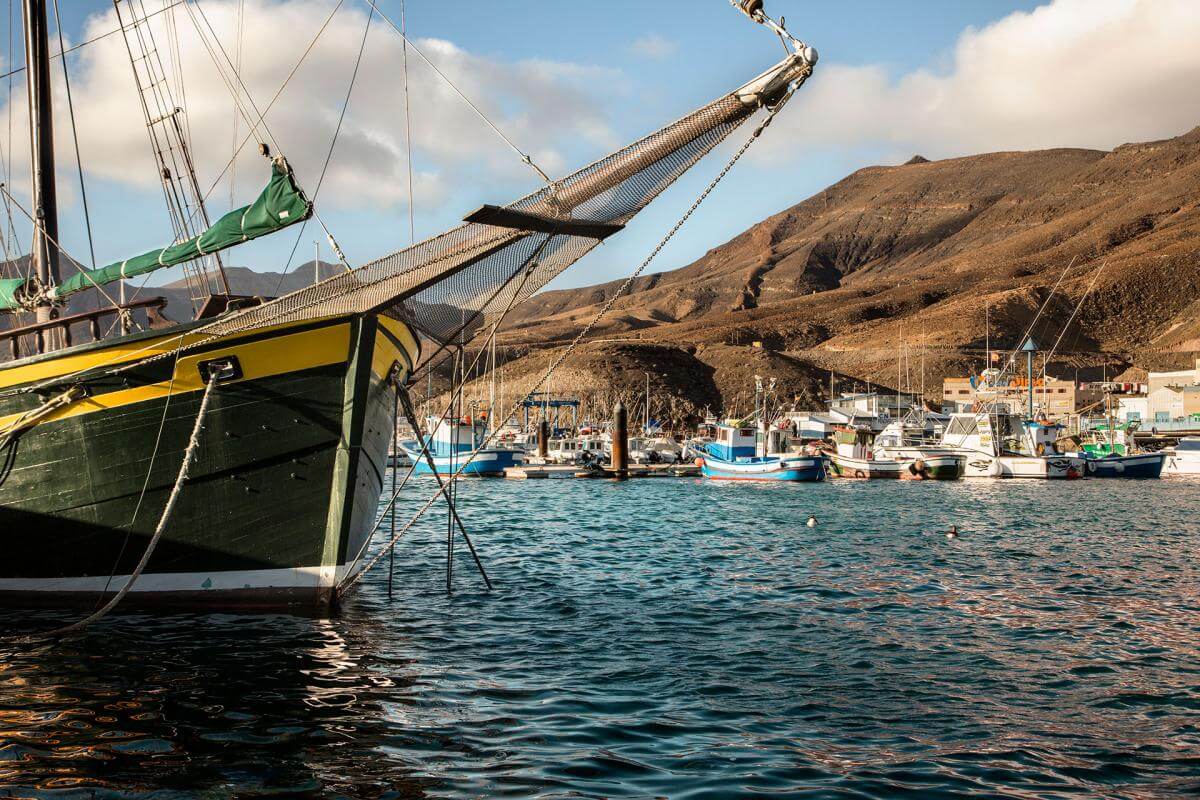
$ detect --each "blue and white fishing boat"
[402,416,524,477]
[698,423,824,482]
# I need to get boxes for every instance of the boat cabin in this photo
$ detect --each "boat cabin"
[707,423,758,461]
[833,427,874,459]
[939,412,1066,457]
[426,416,486,457]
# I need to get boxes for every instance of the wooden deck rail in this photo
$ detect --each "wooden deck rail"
[0,297,167,359]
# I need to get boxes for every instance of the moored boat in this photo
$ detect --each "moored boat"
[940,412,1084,479]
[827,427,962,479]
[698,422,824,482]
[401,416,524,477]
[1064,422,1165,478]
[1163,437,1200,476]
[0,1,821,610]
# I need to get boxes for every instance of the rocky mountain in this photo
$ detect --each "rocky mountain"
[476,125,1200,422]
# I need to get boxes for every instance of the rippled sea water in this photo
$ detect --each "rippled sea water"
[3,477,1200,798]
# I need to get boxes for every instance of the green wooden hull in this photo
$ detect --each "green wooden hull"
[0,314,418,611]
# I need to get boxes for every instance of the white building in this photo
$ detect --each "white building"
[1146,386,1200,422]
[1115,394,1149,423]
[829,392,913,418]
[1147,360,1200,395]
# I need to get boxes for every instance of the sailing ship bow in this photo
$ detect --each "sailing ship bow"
[180,47,816,364]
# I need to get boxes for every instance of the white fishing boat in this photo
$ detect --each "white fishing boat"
[1163,437,1200,476]
[628,436,681,464]
[939,412,1084,479]
[547,436,608,465]
[401,416,525,477]
[827,427,962,480]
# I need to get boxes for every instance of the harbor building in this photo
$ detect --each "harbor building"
[1116,394,1150,422]
[1147,385,1200,422]
[829,392,914,418]
[1146,360,1200,394]
[941,375,1095,420]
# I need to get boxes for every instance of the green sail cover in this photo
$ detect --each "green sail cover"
[44,159,311,303]
[0,277,25,309]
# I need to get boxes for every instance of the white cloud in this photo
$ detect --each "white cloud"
[758,0,1200,161]
[629,34,677,60]
[1,0,622,215]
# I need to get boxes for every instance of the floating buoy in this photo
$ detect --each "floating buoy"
[806,516,817,528]
[946,525,959,539]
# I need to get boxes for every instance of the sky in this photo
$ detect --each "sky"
[3,0,1199,295]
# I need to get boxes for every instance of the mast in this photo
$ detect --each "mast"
[645,371,650,435]
[23,0,60,346]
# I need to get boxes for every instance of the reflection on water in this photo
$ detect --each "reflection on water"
[3,478,1200,798]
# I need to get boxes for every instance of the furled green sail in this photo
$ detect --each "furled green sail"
[0,277,25,309]
[0,159,311,311]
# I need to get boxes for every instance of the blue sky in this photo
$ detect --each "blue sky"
[7,0,1195,295]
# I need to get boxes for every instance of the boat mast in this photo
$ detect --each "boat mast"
[23,0,60,347]
[645,371,650,436]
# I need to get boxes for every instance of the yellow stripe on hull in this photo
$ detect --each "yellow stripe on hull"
[0,315,421,429]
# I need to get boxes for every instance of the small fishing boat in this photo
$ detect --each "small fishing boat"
[1163,437,1200,476]
[402,417,524,477]
[547,436,608,465]
[1066,423,1164,479]
[628,436,681,464]
[698,423,824,482]
[827,428,962,479]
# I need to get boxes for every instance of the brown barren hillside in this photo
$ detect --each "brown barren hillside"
[479,126,1200,418]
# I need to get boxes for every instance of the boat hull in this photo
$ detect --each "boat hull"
[829,453,962,480]
[962,453,1085,479]
[402,446,523,476]
[1083,452,1165,479]
[700,456,824,482]
[0,313,420,611]
[1163,454,1200,475]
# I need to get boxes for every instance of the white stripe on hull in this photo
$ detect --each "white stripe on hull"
[0,565,351,595]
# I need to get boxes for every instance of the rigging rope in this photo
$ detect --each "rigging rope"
[228,0,246,209]
[0,0,186,82]
[50,0,97,274]
[0,385,83,450]
[337,88,797,597]
[1041,260,1107,370]
[974,255,1079,412]
[401,0,415,245]
[361,0,553,184]
[41,371,220,638]
[191,0,346,215]
[274,2,375,294]
[0,185,124,312]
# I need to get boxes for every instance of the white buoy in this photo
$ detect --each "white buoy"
[806,516,817,528]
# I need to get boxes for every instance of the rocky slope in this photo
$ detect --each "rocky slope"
[485,126,1200,417]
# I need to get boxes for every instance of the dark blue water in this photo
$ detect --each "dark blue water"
[3,477,1200,798]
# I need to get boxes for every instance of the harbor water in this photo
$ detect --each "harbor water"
[2,477,1199,798]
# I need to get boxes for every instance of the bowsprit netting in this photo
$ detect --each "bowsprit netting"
[188,53,812,363]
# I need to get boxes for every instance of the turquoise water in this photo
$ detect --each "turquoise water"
[3,477,1200,798]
